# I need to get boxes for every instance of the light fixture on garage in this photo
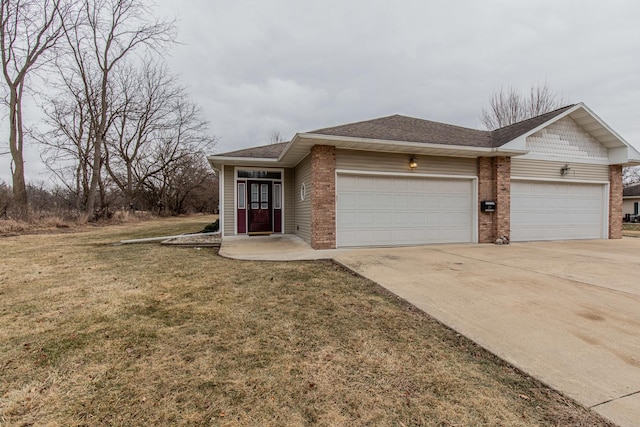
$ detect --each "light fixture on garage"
[560,164,571,176]
[409,157,418,169]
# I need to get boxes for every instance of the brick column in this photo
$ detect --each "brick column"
[477,156,511,243]
[310,145,336,249]
[495,157,511,240]
[477,157,496,243]
[609,164,623,239]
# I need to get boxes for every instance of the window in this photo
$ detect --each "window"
[237,183,246,209]
[260,184,269,209]
[238,170,282,180]
[274,184,281,209]
[251,183,259,209]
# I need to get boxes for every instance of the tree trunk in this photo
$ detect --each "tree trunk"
[85,139,101,218]
[8,85,28,219]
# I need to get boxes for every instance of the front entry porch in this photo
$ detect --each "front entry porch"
[235,169,283,235]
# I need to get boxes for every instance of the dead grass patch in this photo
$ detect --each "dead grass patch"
[0,216,614,426]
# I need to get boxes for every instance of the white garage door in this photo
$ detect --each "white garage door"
[336,174,475,247]
[511,181,607,242]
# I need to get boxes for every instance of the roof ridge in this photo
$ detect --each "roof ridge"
[309,113,490,135]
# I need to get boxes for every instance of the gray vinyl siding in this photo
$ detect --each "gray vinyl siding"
[336,150,477,176]
[223,165,235,236]
[284,168,295,233]
[511,158,609,181]
[294,154,312,243]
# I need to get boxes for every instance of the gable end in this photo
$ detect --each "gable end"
[525,116,608,162]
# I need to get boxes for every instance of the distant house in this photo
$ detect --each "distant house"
[623,183,640,219]
[208,103,640,248]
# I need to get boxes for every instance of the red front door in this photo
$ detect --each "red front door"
[248,181,272,233]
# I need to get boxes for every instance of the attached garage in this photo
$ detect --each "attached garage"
[336,174,476,247]
[511,180,608,241]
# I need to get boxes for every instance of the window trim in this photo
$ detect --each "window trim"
[237,182,246,209]
[274,183,282,209]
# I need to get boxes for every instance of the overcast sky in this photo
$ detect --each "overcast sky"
[3,0,640,183]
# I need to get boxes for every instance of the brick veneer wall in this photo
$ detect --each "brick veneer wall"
[609,164,623,239]
[310,145,336,249]
[477,156,511,243]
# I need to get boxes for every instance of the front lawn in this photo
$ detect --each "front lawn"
[0,216,613,426]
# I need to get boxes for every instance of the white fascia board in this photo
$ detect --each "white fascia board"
[578,103,633,149]
[627,145,640,162]
[609,146,629,164]
[297,133,528,156]
[207,156,281,170]
[498,135,528,151]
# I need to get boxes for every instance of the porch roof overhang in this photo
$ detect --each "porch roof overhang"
[207,134,529,170]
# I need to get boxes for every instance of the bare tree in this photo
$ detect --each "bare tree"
[37,73,95,211]
[138,97,216,214]
[624,166,640,186]
[269,129,284,144]
[0,0,69,217]
[103,60,179,208]
[61,0,174,218]
[480,82,566,130]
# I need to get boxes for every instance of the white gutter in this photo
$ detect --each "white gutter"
[294,132,529,156]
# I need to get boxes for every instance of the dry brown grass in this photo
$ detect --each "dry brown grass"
[0,210,161,237]
[0,216,614,426]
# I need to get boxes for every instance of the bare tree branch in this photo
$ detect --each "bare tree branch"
[480,82,566,130]
[60,0,175,218]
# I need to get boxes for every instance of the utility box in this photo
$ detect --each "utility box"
[481,201,496,212]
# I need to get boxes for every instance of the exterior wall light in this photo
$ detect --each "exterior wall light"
[560,164,571,176]
[409,157,418,169]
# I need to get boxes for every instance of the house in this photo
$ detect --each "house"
[623,183,640,220]
[207,103,640,249]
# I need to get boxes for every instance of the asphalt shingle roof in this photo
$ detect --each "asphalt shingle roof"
[218,141,288,158]
[490,105,575,147]
[310,114,493,147]
[623,183,640,197]
[214,105,576,158]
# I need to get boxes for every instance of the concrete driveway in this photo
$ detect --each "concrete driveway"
[334,239,640,427]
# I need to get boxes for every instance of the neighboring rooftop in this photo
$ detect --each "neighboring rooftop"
[623,183,640,197]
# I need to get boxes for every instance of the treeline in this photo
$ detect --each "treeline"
[1,0,217,221]
[0,174,217,220]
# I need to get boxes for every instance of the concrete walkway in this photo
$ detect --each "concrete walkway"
[220,235,640,427]
[220,234,350,260]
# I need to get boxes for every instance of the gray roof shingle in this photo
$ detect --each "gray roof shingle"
[623,183,640,197]
[490,105,576,147]
[310,114,494,147]
[218,141,289,158]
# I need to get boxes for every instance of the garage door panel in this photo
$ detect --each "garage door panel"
[511,181,605,242]
[337,174,474,247]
